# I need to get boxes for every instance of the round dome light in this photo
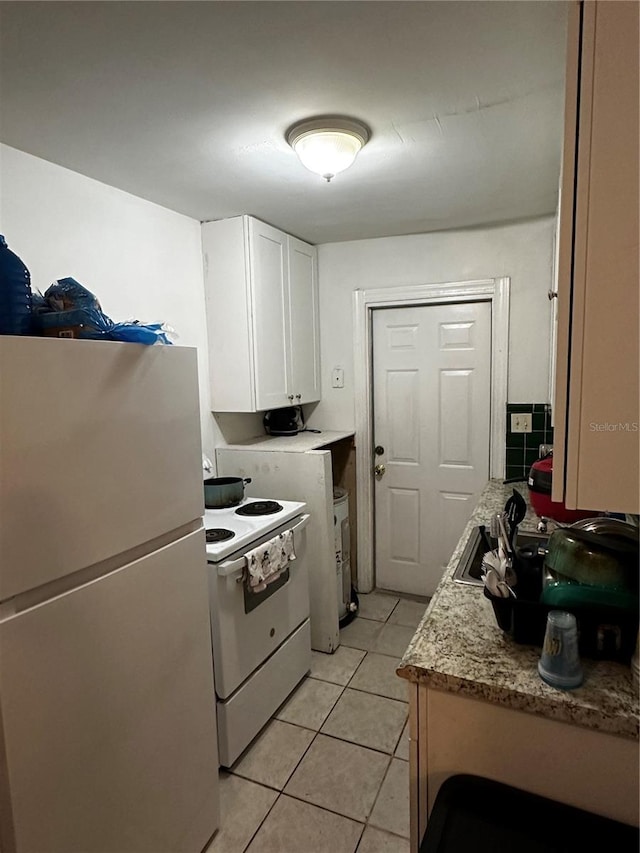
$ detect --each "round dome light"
[286,117,370,182]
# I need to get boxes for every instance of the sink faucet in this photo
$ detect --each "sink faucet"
[537,516,564,534]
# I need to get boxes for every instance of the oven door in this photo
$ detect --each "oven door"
[208,514,310,699]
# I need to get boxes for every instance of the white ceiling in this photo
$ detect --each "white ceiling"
[0,1,567,244]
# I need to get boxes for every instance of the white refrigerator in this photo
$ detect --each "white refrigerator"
[0,337,219,853]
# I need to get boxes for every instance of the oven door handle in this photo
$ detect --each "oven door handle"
[216,513,311,578]
[216,555,246,578]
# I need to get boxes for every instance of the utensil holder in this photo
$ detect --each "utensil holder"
[483,586,513,632]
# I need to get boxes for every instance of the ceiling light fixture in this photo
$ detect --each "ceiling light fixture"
[286,116,370,182]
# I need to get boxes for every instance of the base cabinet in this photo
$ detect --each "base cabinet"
[408,684,639,853]
[202,215,320,413]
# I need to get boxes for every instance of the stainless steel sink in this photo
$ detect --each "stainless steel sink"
[453,526,549,586]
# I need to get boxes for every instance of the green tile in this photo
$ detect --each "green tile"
[507,403,532,414]
[524,448,539,468]
[506,465,526,481]
[526,431,545,449]
[532,412,545,431]
[506,448,525,467]
[506,433,525,449]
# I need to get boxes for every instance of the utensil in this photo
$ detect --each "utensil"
[482,566,516,599]
[482,567,509,598]
[481,550,502,576]
[489,513,501,541]
[505,489,527,549]
[204,476,252,509]
[498,513,512,558]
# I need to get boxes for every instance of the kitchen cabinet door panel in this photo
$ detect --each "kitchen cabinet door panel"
[553,0,639,513]
[203,217,255,413]
[287,236,320,404]
[248,219,290,411]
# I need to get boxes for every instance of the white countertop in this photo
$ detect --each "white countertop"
[221,430,355,452]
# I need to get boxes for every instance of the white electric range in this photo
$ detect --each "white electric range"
[204,497,311,767]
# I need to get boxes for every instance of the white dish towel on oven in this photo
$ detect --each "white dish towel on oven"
[245,529,296,592]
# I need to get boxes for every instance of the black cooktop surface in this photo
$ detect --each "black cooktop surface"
[235,500,283,517]
[205,528,236,543]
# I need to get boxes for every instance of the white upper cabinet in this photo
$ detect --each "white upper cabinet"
[553,1,639,513]
[203,216,320,413]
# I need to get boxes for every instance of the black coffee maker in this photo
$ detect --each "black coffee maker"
[263,406,303,436]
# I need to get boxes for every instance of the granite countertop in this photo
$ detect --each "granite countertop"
[397,479,639,740]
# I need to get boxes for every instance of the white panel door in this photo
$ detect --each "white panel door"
[248,218,289,411]
[287,236,320,404]
[373,302,491,596]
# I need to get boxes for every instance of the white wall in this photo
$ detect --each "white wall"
[1,145,555,448]
[0,144,263,462]
[309,217,555,431]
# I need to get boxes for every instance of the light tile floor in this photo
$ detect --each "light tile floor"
[205,591,429,853]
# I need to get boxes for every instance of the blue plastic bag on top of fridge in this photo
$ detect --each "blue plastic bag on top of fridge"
[35,277,174,344]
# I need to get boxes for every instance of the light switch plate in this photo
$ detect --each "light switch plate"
[331,367,344,389]
[510,413,532,433]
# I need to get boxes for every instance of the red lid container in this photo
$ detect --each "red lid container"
[527,454,599,523]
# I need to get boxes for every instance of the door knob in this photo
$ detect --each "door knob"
[374,463,386,477]
[288,394,294,402]
[295,393,301,400]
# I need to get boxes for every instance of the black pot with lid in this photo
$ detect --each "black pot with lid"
[204,476,252,509]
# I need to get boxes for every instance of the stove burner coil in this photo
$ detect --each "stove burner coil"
[205,528,236,543]
[235,500,283,517]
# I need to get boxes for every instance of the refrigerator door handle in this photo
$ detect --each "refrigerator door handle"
[216,514,311,578]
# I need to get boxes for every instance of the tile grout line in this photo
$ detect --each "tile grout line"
[316,725,408,760]
[237,722,325,852]
[277,788,367,835]
[366,758,407,842]
[233,594,417,851]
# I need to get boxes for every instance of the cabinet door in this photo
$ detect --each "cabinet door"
[553,1,639,513]
[0,339,204,600]
[203,216,256,412]
[0,531,219,853]
[287,236,320,404]
[248,219,291,411]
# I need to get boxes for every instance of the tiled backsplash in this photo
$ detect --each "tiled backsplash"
[505,403,554,481]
